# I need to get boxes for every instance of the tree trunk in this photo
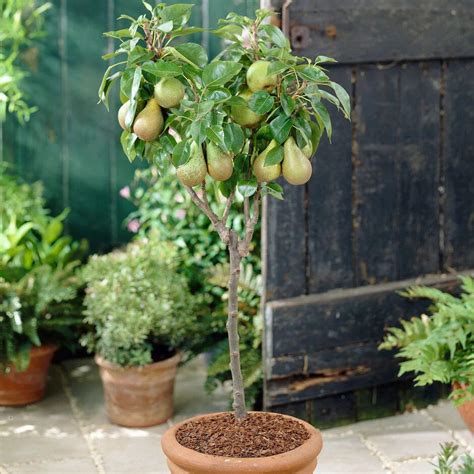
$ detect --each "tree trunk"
[227,230,247,420]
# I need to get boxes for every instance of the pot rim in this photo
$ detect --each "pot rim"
[161,411,323,472]
[94,351,181,372]
[29,344,58,356]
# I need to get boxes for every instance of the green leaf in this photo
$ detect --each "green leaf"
[313,102,332,141]
[264,182,284,200]
[157,20,174,33]
[172,140,191,167]
[103,28,133,39]
[161,3,193,25]
[261,24,289,48]
[315,55,337,65]
[265,145,284,166]
[226,96,247,107]
[298,66,329,83]
[205,87,231,103]
[248,91,274,115]
[330,81,351,119]
[269,114,292,144]
[224,123,245,154]
[202,61,242,88]
[142,60,181,78]
[127,46,154,65]
[205,125,228,152]
[238,178,258,197]
[174,43,208,68]
[120,131,138,162]
[268,60,290,76]
[212,24,243,41]
[280,92,295,116]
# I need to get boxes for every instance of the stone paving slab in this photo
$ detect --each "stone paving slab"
[0,356,473,474]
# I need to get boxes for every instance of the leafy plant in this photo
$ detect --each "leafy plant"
[0,166,86,371]
[0,263,82,372]
[0,0,51,123]
[432,442,474,474]
[99,3,349,420]
[380,277,474,405]
[81,237,201,367]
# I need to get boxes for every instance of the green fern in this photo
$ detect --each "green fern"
[380,277,474,404]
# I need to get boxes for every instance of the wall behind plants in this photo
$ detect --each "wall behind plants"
[0,0,259,252]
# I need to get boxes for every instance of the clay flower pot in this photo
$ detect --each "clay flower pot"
[0,345,57,406]
[95,352,181,428]
[161,412,323,474]
[453,382,474,433]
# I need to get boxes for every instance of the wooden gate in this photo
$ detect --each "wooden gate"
[263,0,474,425]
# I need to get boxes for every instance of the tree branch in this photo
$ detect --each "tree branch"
[221,188,236,225]
[238,185,262,257]
[185,185,229,243]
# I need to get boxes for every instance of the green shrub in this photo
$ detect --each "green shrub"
[123,168,263,407]
[81,237,201,367]
[0,166,85,371]
[380,277,474,404]
[0,0,52,123]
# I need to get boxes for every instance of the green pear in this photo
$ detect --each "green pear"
[177,142,207,187]
[247,60,278,92]
[206,142,233,181]
[231,89,263,128]
[117,101,130,130]
[132,99,164,141]
[253,140,281,182]
[282,137,312,185]
[154,77,185,109]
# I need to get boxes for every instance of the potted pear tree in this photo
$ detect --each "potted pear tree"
[99,3,350,472]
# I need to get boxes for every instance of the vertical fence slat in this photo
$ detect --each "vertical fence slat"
[444,60,474,269]
[307,66,354,293]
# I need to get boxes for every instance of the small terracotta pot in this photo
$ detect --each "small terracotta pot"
[0,345,57,406]
[95,352,181,428]
[453,382,474,433]
[161,412,323,474]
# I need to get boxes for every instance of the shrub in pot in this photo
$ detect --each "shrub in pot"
[98,3,349,471]
[0,168,85,405]
[380,277,474,432]
[81,237,200,427]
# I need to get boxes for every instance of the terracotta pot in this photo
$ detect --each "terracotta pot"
[95,352,181,428]
[453,382,474,433]
[0,345,57,406]
[161,412,323,474]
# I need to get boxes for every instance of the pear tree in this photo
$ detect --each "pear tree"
[99,3,350,421]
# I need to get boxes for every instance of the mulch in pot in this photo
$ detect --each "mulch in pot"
[175,412,310,458]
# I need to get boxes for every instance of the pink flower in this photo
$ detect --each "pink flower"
[119,186,131,199]
[175,209,186,220]
[175,194,184,203]
[127,219,140,233]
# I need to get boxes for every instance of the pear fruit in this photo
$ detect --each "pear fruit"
[132,98,164,141]
[231,89,263,128]
[206,143,233,181]
[282,137,312,185]
[247,60,278,92]
[154,77,185,109]
[253,140,281,182]
[177,142,207,187]
[117,101,130,130]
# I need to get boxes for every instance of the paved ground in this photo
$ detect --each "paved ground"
[0,357,472,474]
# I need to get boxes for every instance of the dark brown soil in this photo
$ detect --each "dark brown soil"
[175,412,310,458]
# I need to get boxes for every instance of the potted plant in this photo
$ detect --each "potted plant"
[99,3,350,471]
[380,277,474,432]
[81,237,199,427]
[0,169,85,405]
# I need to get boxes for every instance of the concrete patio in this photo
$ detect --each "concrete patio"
[0,356,472,474]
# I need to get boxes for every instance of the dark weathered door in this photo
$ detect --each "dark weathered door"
[264,0,474,425]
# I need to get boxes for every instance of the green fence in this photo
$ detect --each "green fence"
[1,0,259,251]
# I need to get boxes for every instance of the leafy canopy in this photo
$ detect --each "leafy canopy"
[99,3,350,201]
